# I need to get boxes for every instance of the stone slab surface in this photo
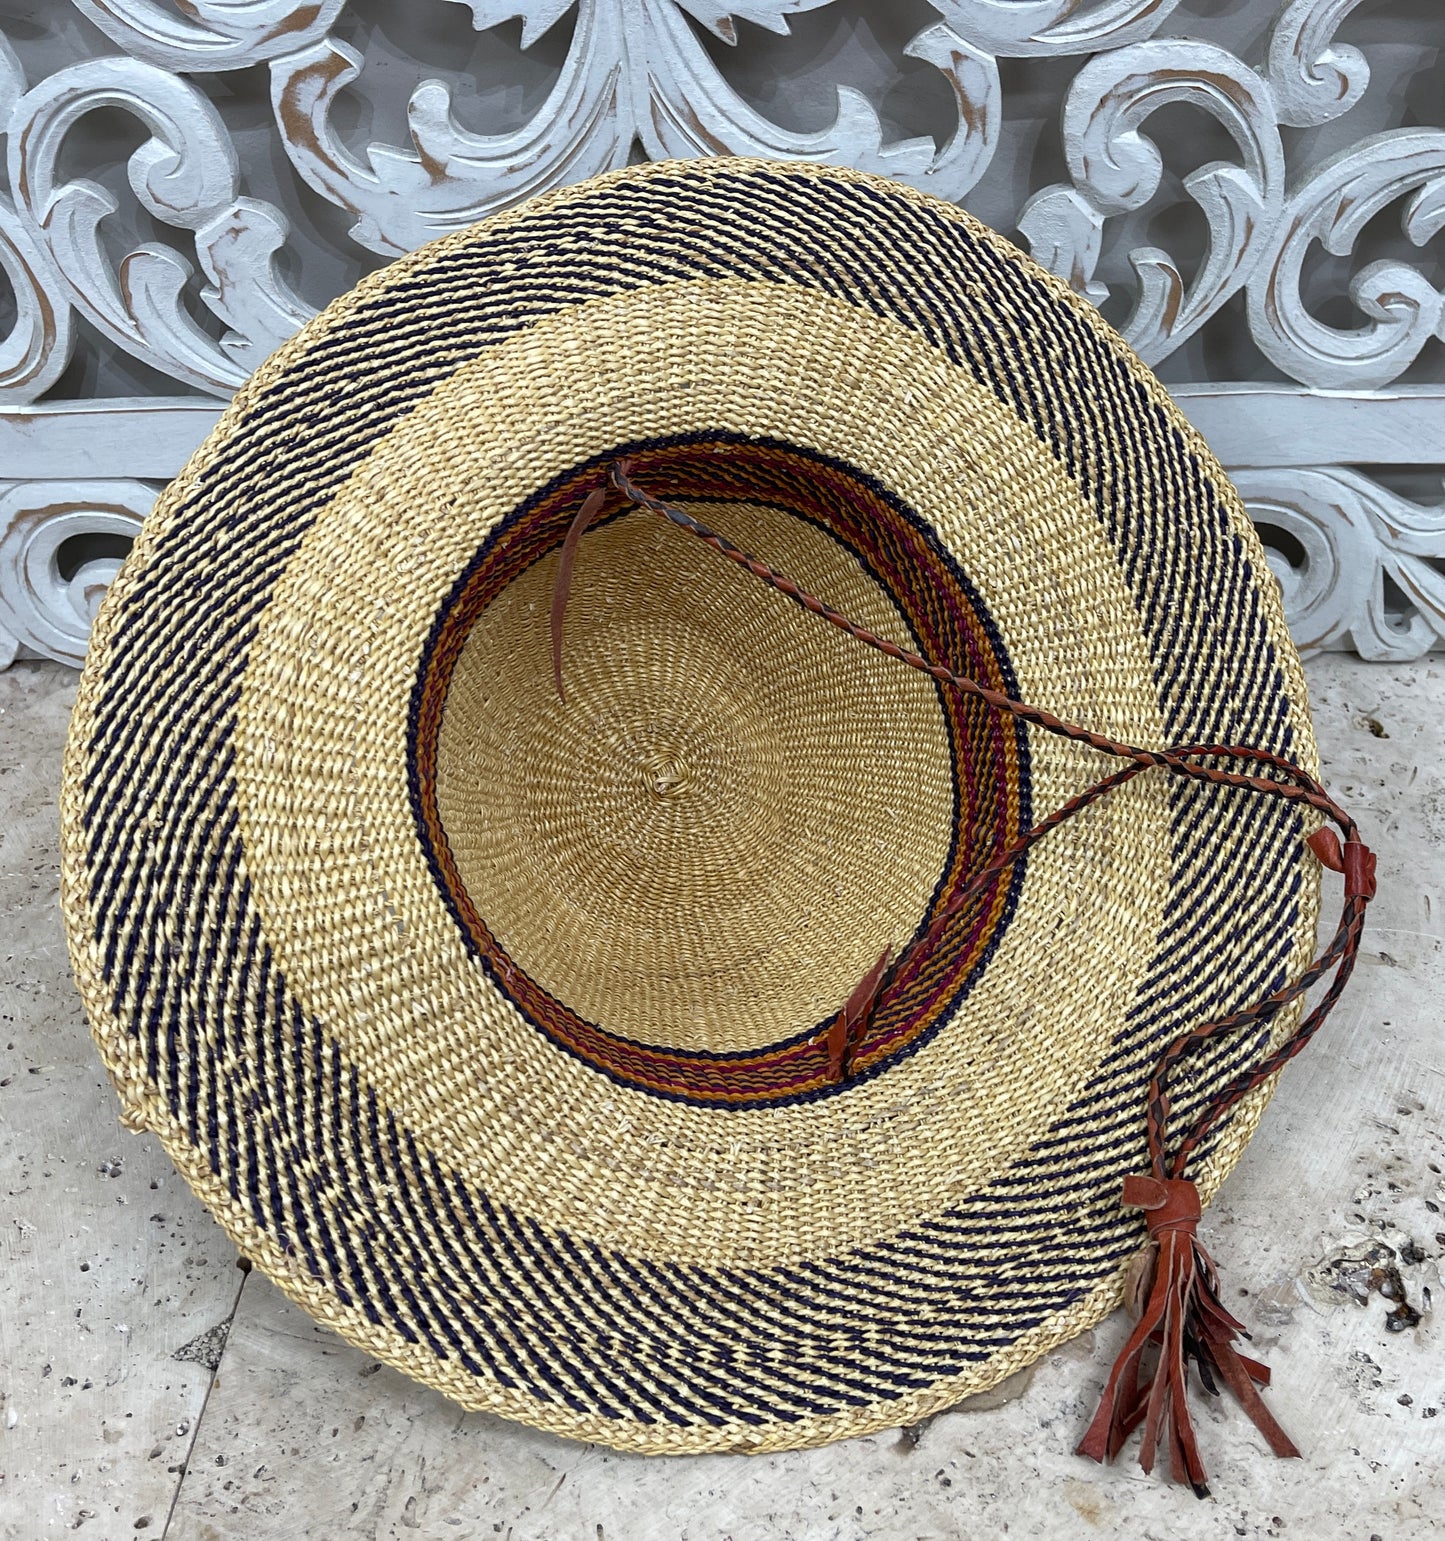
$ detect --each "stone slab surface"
[2,655,1441,1540]
[0,664,245,1539]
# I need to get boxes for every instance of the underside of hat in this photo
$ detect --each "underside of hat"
[61,158,1321,1455]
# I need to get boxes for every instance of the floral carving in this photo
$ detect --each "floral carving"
[938,0,1180,57]
[0,36,73,405]
[0,0,1440,662]
[9,56,313,394]
[0,481,151,667]
[71,0,347,73]
[1264,0,1371,128]
[272,0,998,257]
[1020,41,1284,364]
[1249,131,1445,392]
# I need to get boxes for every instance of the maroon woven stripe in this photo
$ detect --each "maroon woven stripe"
[414,440,1029,1103]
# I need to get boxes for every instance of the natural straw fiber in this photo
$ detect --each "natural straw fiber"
[63,158,1323,1455]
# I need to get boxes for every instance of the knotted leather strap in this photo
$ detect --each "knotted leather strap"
[551,460,1376,1494]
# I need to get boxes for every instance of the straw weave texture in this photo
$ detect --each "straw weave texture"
[61,158,1319,1453]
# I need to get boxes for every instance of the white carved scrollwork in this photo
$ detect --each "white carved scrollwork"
[0,193,74,405]
[70,0,348,73]
[272,1,999,258]
[1239,467,1445,661]
[272,13,629,257]
[9,55,313,394]
[937,0,1179,57]
[1265,0,1371,128]
[1020,41,1284,364]
[634,1,999,204]
[1248,131,1445,392]
[0,36,74,405]
[0,0,1441,664]
[0,481,151,668]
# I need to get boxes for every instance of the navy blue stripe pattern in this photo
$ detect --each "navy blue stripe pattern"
[74,162,1309,1440]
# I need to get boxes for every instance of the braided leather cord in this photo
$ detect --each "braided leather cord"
[591,460,1375,1185]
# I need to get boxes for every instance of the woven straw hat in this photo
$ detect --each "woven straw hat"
[62,158,1368,1469]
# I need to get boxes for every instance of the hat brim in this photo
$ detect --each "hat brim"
[62,158,1318,1453]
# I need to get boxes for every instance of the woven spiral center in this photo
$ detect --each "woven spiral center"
[63,162,1322,1455]
[637,744,693,799]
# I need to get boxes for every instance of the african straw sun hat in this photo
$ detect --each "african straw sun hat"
[61,158,1374,1492]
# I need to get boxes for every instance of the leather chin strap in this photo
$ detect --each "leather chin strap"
[551,459,1376,1495]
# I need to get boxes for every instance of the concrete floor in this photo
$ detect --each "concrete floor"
[1,654,1441,1541]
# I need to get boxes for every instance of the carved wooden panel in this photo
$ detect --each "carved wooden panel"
[2,0,1442,664]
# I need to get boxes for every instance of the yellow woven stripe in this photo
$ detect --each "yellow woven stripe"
[233,277,1170,1267]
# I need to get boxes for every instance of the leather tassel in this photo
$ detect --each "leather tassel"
[588,463,1373,1492]
[1077,1176,1300,1497]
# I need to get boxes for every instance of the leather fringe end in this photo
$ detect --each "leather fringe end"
[550,487,608,704]
[1077,1175,1300,1497]
[824,945,891,1083]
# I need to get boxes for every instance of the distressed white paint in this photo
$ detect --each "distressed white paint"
[0,481,151,668]
[1021,39,1285,363]
[9,55,312,395]
[1234,466,1445,660]
[0,0,1442,663]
